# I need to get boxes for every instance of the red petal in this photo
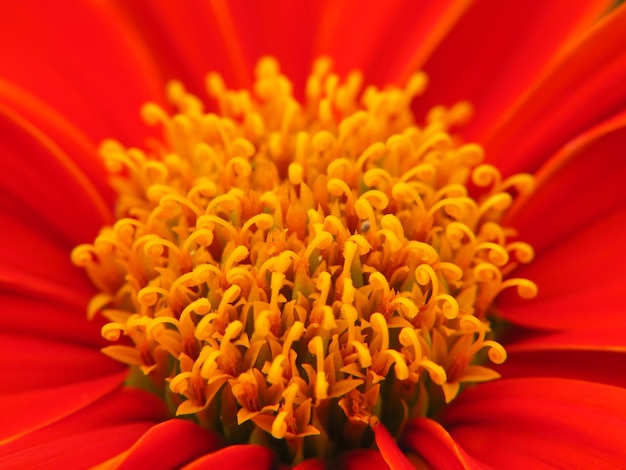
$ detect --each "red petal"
[0,293,107,345]
[0,79,113,205]
[497,112,626,330]
[107,0,253,97]
[182,445,276,470]
[499,208,626,330]
[312,0,471,86]
[484,3,626,175]
[507,111,626,254]
[336,449,392,470]
[0,334,121,394]
[0,104,113,247]
[401,418,486,470]
[0,0,163,145]
[496,349,626,388]
[0,210,97,309]
[372,423,414,470]
[292,458,326,470]
[0,388,166,468]
[505,328,626,353]
[114,420,220,470]
[227,0,322,90]
[415,0,610,142]
[442,378,626,469]
[0,373,125,444]
[108,1,469,94]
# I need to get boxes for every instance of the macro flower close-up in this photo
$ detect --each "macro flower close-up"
[2,0,626,468]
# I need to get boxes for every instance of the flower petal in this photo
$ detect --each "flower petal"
[505,328,626,353]
[0,388,166,468]
[442,378,626,469]
[0,278,106,347]
[372,423,414,470]
[106,0,254,96]
[292,458,326,470]
[0,334,121,394]
[414,0,611,142]
[182,444,276,470]
[0,209,97,310]
[401,418,485,470]
[499,113,626,330]
[0,103,113,247]
[500,208,626,330]
[484,3,626,175]
[0,293,105,345]
[112,420,220,470]
[335,449,392,470]
[109,0,470,93]
[496,349,626,388]
[0,78,113,204]
[312,0,472,86]
[227,0,323,89]
[507,111,626,254]
[0,373,125,444]
[0,0,163,145]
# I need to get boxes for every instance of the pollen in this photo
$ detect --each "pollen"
[73,57,537,462]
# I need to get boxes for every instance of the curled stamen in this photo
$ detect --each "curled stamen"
[472,164,501,189]
[392,182,426,213]
[77,58,538,458]
[356,142,386,171]
[137,286,170,308]
[384,350,409,380]
[327,178,355,207]
[499,278,538,299]
[415,264,439,302]
[435,294,460,319]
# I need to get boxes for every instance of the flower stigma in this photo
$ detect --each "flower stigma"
[72,57,537,464]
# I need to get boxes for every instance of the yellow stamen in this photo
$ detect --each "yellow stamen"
[73,57,537,463]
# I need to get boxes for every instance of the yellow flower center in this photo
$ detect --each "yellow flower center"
[73,57,537,463]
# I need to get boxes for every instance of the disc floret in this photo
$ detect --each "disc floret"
[73,57,536,463]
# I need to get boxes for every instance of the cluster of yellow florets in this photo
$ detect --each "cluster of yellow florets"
[73,57,536,461]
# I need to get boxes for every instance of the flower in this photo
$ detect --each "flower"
[1,1,626,469]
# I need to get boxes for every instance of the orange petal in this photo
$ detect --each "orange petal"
[499,208,626,330]
[113,420,221,470]
[496,349,626,388]
[335,449,392,470]
[499,113,626,330]
[415,0,611,142]
[0,388,166,468]
[0,78,99,177]
[401,418,484,470]
[312,0,471,86]
[0,79,112,202]
[107,0,253,96]
[0,292,108,346]
[505,328,626,353]
[372,423,414,470]
[227,0,323,91]
[484,3,626,175]
[0,0,164,145]
[507,111,626,254]
[0,209,97,308]
[0,334,121,394]
[292,458,326,470]
[0,373,125,444]
[182,444,276,470]
[442,378,626,469]
[0,103,113,246]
